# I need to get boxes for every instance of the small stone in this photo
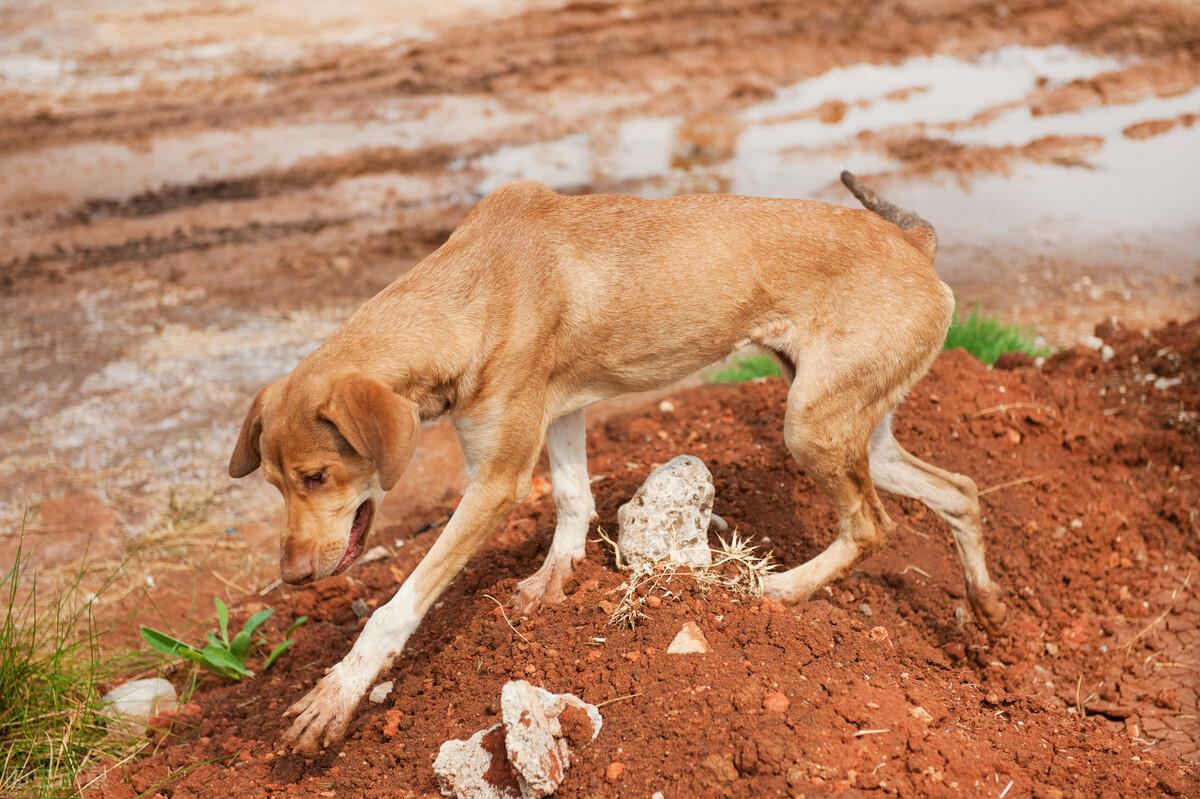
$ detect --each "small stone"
[868,626,889,643]
[702,753,739,782]
[351,598,371,619]
[606,762,625,783]
[858,602,873,617]
[763,691,790,714]
[368,681,394,704]
[1045,641,1060,656]
[361,545,391,563]
[657,400,675,413]
[667,622,711,654]
[645,594,662,608]
[102,679,177,728]
[909,705,934,724]
[617,455,715,568]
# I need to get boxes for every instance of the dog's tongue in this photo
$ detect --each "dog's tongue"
[335,502,371,573]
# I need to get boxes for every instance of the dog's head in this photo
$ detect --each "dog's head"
[228,373,417,584]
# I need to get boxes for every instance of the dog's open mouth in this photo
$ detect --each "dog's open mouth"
[334,500,373,574]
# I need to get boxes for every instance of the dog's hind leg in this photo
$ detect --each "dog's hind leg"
[868,414,1007,635]
[764,352,898,605]
[511,407,595,614]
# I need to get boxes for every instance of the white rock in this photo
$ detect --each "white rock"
[369,680,394,704]
[617,455,714,568]
[433,681,602,799]
[102,678,177,725]
[666,621,711,655]
[1154,376,1183,390]
[1081,335,1104,351]
[1101,345,1114,362]
[657,399,675,413]
[909,705,934,724]
[433,724,517,799]
[361,545,391,563]
[501,681,602,798]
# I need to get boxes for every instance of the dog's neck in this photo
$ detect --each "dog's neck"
[313,265,484,421]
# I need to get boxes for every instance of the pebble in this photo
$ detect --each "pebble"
[102,678,177,727]
[606,762,625,783]
[763,691,790,714]
[368,681,393,704]
[667,621,711,655]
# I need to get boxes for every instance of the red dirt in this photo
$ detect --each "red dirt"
[86,318,1199,798]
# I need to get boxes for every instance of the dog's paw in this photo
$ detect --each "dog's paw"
[510,557,576,616]
[282,666,365,755]
[969,587,1008,639]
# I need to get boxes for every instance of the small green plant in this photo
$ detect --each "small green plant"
[709,352,784,383]
[1,530,143,799]
[943,306,1047,365]
[140,599,306,680]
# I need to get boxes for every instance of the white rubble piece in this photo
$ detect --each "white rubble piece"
[666,621,711,654]
[102,678,177,726]
[368,680,394,704]
[617,455,715,568]
[433,681,602,799]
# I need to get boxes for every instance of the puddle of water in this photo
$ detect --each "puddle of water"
[466,45,1200,269]
[0,95,538,212]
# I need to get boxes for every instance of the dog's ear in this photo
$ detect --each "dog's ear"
[229,386,269,478]
[322,374,417,491]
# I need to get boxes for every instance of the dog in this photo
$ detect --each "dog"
[229,172,1007,754]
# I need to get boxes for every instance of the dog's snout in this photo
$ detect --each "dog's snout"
[281,555,315,585]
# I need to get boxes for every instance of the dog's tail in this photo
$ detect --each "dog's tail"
[840,170,938,262]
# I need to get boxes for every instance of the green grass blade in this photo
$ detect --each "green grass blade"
[943,306,1047,365]
[240,609,274,640]
[214,598,230,647]
[284,616,308,638]
[139,627,203,663]
[709,353,783,384]
[199,643,251,680]
[262,640,294,671]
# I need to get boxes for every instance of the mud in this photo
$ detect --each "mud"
[83,320,1200,798]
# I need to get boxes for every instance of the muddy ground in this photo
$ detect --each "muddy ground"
[1,0,1198,797]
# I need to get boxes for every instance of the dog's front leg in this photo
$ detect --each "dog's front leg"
[512,408,595,614]
[282,477,524,755]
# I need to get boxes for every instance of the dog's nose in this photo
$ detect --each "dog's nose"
[281,558,314,585]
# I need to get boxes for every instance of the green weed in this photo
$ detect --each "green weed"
[708,352,783,383]
[944,307,1047,365]
[140,600,305,680]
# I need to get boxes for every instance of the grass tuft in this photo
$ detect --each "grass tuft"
[708,307,1047,383]
[943,307,1047,366]
[0,527,144,799]
[709,353,783,383]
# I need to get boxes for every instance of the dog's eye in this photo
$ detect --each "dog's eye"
[303,471,327,490]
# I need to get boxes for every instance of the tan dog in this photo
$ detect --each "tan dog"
[230,173,1007,754]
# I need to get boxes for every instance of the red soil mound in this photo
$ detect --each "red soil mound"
[91,320,1199,798]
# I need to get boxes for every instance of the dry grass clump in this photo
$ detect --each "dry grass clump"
[597,529,776,628]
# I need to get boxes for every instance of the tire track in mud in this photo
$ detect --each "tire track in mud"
[2,0,1197,155]
[0,216,350,289]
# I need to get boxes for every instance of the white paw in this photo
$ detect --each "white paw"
[282,665,367,755]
